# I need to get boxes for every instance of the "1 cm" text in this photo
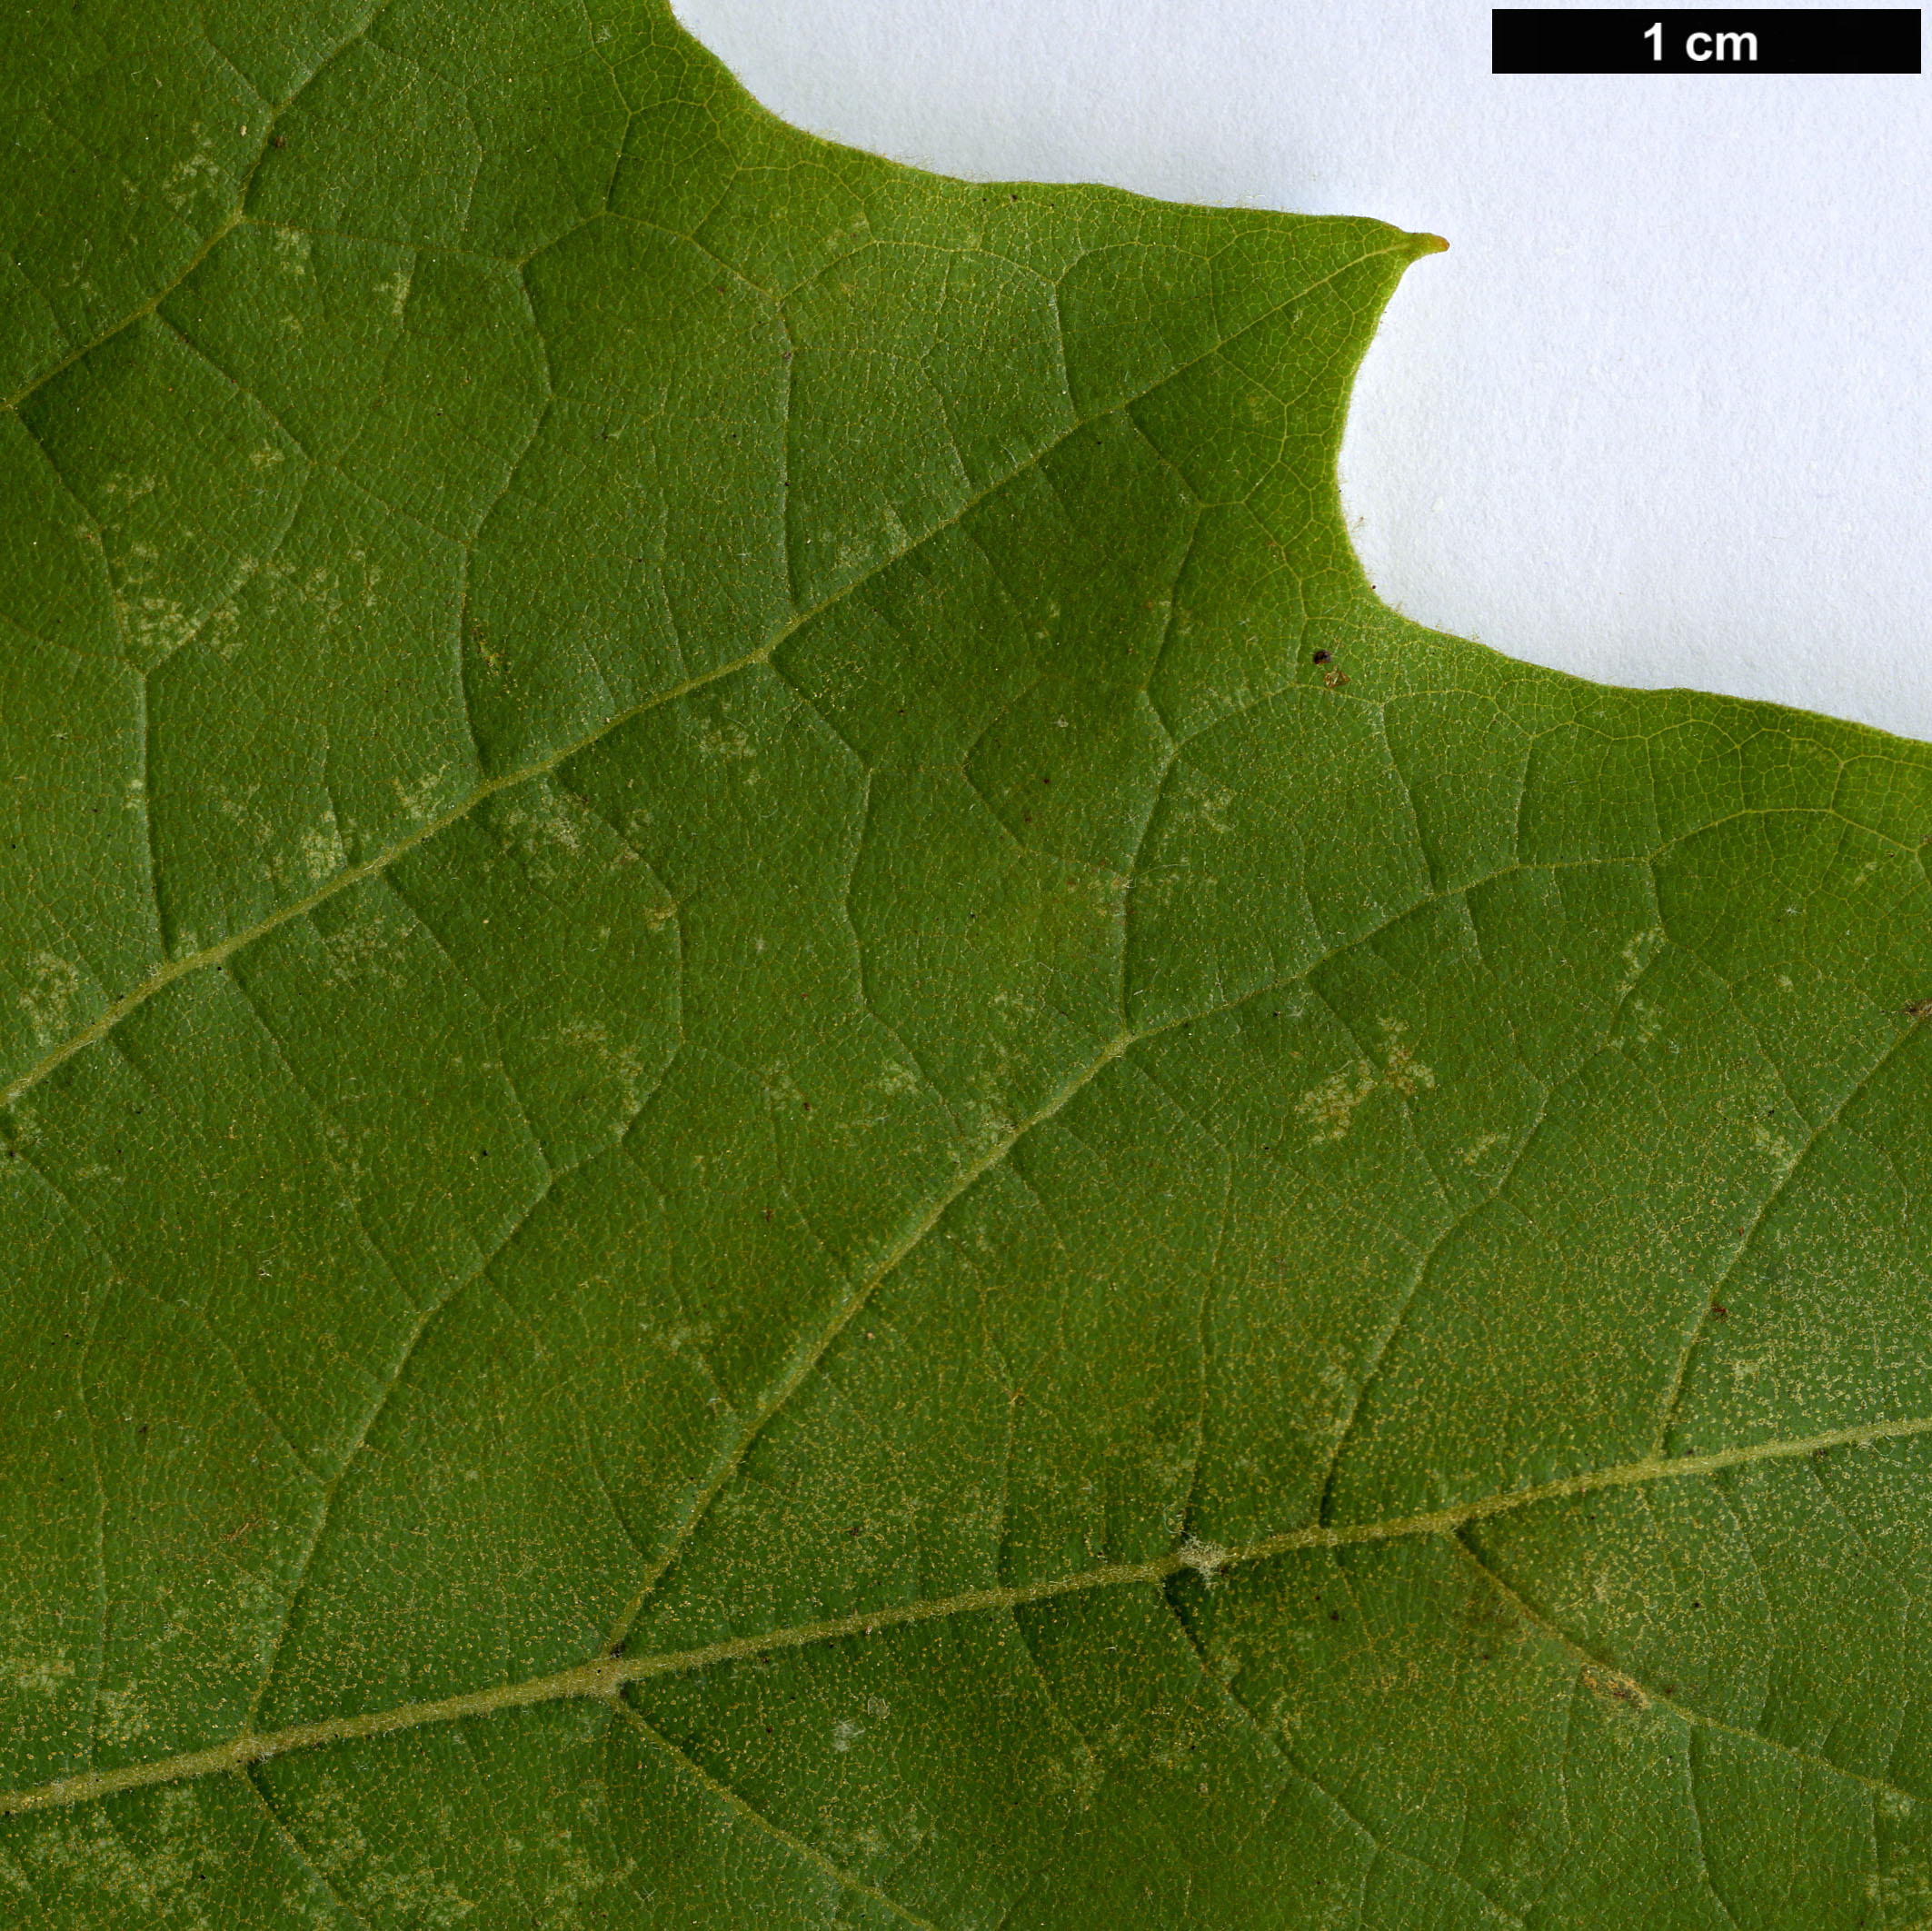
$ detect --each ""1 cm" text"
[1645,21,1760,59]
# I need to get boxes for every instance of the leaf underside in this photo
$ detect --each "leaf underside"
[3,3,1930,1926]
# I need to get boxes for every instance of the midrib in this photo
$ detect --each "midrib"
[5,1408,1927,1821]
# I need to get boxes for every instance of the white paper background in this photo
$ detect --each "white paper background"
[673,0,1930,742]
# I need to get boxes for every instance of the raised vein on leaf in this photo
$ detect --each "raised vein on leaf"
[2,1410,1925,1824]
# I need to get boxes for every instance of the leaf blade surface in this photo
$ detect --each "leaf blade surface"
[3,5,1931,1926]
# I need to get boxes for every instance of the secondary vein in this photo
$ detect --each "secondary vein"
[0,236,1420,1116]
[0,643,769,1114]
[599,1030,1139,1649]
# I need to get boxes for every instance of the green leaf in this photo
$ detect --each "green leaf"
[4,5,1930,1925]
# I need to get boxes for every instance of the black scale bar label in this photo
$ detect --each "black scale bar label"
[1493,8,1921,72]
